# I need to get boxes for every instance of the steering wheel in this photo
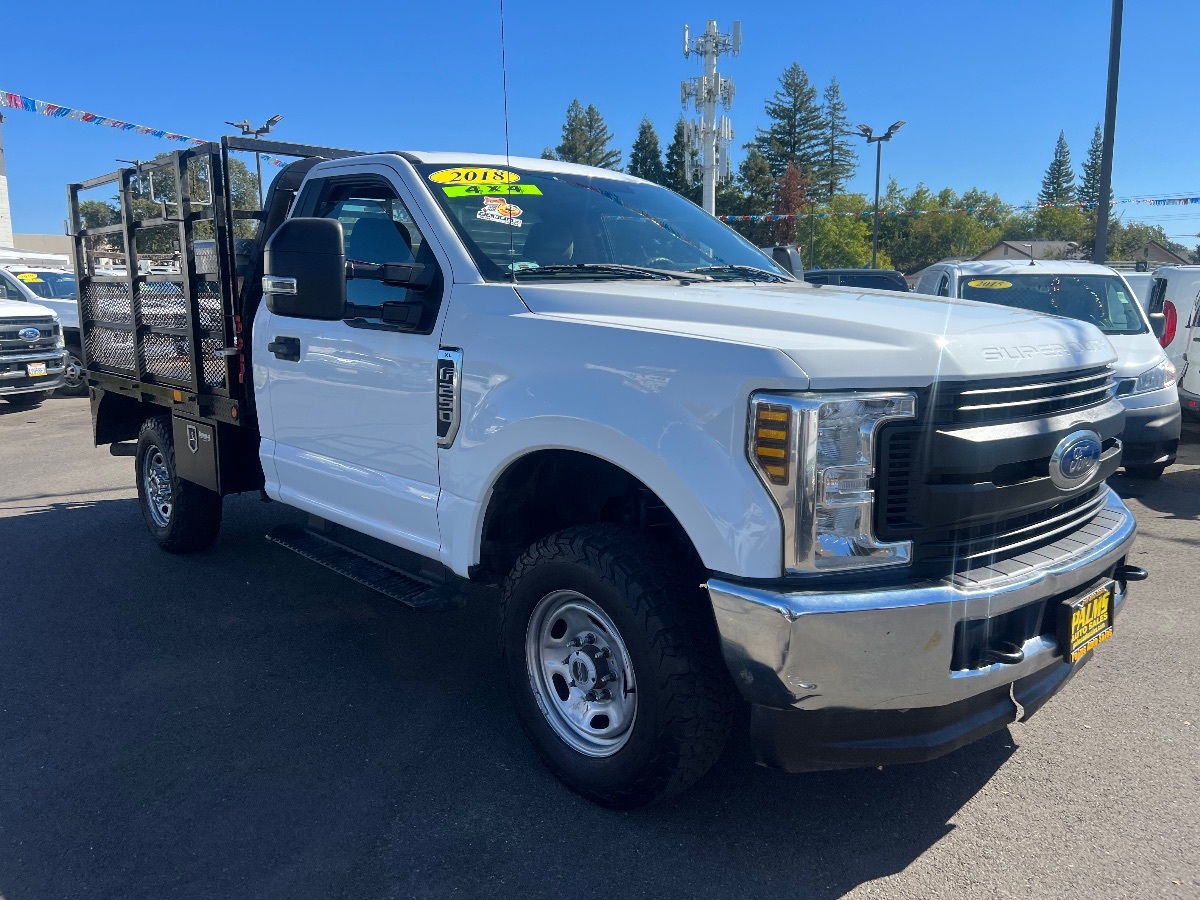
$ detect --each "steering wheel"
[639,257,675,268]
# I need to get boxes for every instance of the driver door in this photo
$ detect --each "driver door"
[257,165,446,557]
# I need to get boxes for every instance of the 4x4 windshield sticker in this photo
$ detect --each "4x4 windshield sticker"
[442,183,542,197]
[477,197,523,228]
[428,167,519,185]
[967,279,1012,289]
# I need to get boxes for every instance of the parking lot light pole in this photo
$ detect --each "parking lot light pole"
[224,115,284,208]
[857,121,905,269]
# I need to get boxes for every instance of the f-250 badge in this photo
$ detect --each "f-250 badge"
[436,349,463,448]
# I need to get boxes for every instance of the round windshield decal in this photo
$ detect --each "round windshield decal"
[966,279,1012,289]
[428,167,520,185]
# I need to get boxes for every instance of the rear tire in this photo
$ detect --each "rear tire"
[3,391,51,407]
[500,524,734,808]
[135,416,223,553]
[1124,463,1168,479]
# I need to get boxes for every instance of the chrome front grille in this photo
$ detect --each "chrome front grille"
[935,366,1114,425]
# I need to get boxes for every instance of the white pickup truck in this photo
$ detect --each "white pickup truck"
[71,139,1143,807]
[0,290,67,406]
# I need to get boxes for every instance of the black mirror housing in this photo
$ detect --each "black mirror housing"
[263,218,347,320]
[1149,311,1166,340]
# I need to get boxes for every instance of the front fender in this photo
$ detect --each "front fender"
[436,296,809,579]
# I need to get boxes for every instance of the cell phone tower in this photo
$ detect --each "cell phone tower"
[681,20,740,215]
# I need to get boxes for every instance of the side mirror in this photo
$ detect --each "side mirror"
[1149,311,1166,340]
[263,217,347,320]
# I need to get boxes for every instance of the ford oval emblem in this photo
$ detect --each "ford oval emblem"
[18,327,41,342]
[1049,430,1103,490]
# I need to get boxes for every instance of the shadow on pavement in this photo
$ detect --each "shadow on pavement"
[0,494,1012,900]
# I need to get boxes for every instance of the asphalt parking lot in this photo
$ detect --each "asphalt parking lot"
[1,396,1197,900]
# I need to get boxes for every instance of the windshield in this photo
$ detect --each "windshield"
[958,273,1146,335]
[414,163,792,282]
[13,271,77,300]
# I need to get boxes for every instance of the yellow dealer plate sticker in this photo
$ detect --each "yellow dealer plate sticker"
[966,279,1012,289]
[442,183,542,197]
[428,167,520,185]
[17,273,44,283]
[1059,581,1115,663]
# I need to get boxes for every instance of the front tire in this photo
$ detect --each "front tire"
[3,390,51,407]
[500,524,734,808]
[57,344,88,397]
[135,416,223,553]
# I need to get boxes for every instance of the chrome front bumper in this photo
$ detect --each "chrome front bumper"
[707,487,1136,713]
[0,350,67,394]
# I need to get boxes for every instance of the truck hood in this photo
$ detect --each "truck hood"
[514,281,1117,388]
[0,297,56,319]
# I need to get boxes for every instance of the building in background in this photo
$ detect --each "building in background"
[0,113,14,248]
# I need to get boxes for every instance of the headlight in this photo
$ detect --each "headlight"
[1132,359,1176,394]
[749,391,917,573]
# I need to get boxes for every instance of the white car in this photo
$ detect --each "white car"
[1145,266,1200,415]
[915,260,1180,478]
[0,266,85,396]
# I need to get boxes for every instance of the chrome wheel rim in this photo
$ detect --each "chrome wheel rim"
[63,352,83,389]
[525,590,637,757]
[142,448,173,527]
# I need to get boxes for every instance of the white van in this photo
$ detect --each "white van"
[915,260,1180,477]
[1145,266,1200,414]
[1120,271,1154,311]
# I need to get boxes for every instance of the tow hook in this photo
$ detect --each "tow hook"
[1115,564,1148,582]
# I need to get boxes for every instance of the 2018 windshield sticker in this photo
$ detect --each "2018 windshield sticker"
[966,279,1012,289]
[476,196,523,227]
[442,183,542,198]
[429,167,520,185]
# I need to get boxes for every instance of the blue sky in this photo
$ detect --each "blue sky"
[4,0,1199,244]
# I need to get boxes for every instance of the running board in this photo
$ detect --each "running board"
[266,524,456,610]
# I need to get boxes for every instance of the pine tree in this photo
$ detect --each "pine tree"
[815,78,857,202]
[752,63,828,181]
[664,118,700,202]
[1038,131,1077,205]
[1078,124,1109,207]
[627,117,665,184]
[554,100,621,169]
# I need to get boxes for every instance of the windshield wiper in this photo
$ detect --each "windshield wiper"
[687,265,792,283]
[512,263,710,282]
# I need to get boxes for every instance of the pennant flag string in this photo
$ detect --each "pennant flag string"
[1,89,286,167]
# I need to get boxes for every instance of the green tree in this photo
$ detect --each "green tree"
[810,194,886,268]
[1078,124,1109,207]
[814,78,857,202]
[663,118,700,202]
[726,147,777,245]
[627,117,665,184]
[554,99,621,169]
[876,182,1006,272]
[752,62,827,180]
[540,147,557,160]
[1038,131,1077,205]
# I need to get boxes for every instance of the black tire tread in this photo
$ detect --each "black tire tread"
[500,523,734,808]
[137,416,223,553]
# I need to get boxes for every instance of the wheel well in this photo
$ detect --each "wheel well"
[476,450,700,584]
[93,390,158,445]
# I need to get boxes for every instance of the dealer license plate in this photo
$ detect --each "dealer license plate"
[26,362,47,377]
[1059,581,1115,663]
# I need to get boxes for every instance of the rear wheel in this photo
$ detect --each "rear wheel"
[500,524,734,808]
[135,416,223,553]
[2,391,51,407]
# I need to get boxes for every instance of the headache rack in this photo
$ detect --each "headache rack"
[68,136,361,426]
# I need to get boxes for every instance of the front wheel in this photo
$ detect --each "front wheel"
[57,344,88,397]
[135,416,223,553]
[500,524,734,808]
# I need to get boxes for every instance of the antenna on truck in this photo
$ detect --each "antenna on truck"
[500,0,516,284]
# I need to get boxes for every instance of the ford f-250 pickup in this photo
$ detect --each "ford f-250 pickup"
[69,137,1144,807]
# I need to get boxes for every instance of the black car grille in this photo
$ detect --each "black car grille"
[877,366,1120,574]
[928,366,1113,425]
[0,317,60,353]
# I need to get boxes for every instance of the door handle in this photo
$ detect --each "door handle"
[267,336,301,362]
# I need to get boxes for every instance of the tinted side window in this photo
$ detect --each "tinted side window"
[937,275,950,297]
[309,177,442,333]
[0,273,26,301]
[1148,277,1167,315]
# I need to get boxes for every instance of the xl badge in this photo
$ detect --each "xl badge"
[1049,430,1102,490]
[186,424,199,454]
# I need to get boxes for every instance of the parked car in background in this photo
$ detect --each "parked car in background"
[1147,266,1200,416]
[0,266,85,396]
[915,260,1179,478]
[803,268,909,292]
